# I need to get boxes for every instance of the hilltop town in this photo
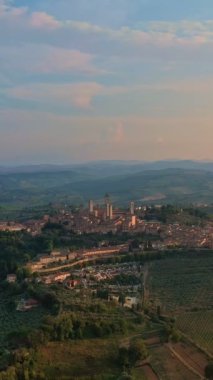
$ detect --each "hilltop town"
[0,196,212,379]
[0,195,212,283]
[1,195,212,247]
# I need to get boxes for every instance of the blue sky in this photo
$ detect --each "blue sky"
[13,0,213,23]
[0,0,213,164]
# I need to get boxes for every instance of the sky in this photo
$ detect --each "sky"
[0,0,213,164]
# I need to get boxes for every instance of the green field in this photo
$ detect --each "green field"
[37,339,120,380]
[147,253,213,313]
[176,311,213,355]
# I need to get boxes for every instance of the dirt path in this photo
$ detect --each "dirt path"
[167,343,204,379]
[140,364,159,380]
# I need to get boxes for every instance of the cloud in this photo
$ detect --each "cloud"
[0,0,27,19]
[29,12,60,30]
[156,137,165,145]
[1,2,213,87]
[4,82,122,111]
[1,1,213,163]
[113,122,125,143]
[1,2,213,49]
[6,82,103,109]
[30,46,97,74]
[5,77,213,114]
[0,1,60,31]
[69,82,103,108]
[67,20,213,48]
[0,44,103,77]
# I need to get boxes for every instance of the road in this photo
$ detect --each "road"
[38,255,116,274]
[167,343,205,379]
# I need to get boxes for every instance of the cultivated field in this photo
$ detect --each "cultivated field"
[176,311,213,355]
[149,344,199,380]
[147,253,213,356]
[147,253,213,313]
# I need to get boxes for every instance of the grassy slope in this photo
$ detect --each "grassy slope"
[37,339,120,380]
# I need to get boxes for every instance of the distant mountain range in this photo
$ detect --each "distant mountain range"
[0,161,212,208]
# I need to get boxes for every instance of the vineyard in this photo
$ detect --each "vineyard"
[147,253,213,313]
[176,311,213,355]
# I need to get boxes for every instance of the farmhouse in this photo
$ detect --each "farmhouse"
[6,274,17,283]
[66,279,81,289]
[124,296,139,309]
[16,298,39,312]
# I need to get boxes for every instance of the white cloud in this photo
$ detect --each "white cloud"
[1,2,213,49]
[67,20,213,47]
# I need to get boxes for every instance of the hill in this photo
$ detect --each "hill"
[0,165,212,209]
[63,168,213,205]
[0,159,213,175]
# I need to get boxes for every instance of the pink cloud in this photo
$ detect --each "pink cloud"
[106,121,126,144]
[113,121,125,143]
[0,0,27,19]
[69,82,103,108]
[30,12,60,30]
[0,44,102,76]
[34,48,95,74]
[156,137,165,145]
[7,82,103,109]
[0,2,60,32]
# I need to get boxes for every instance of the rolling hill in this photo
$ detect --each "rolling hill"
[0,162,212,209]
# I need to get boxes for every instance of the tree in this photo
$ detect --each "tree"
[0,366,17,380]
[165,324,181,343]
[205,363,213,380]
[119,293,125,306]
[16,267,31,281]
[157,305,161,316]
[0,260,8,280]
[118,347,129,367]
[128,340,148,367]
